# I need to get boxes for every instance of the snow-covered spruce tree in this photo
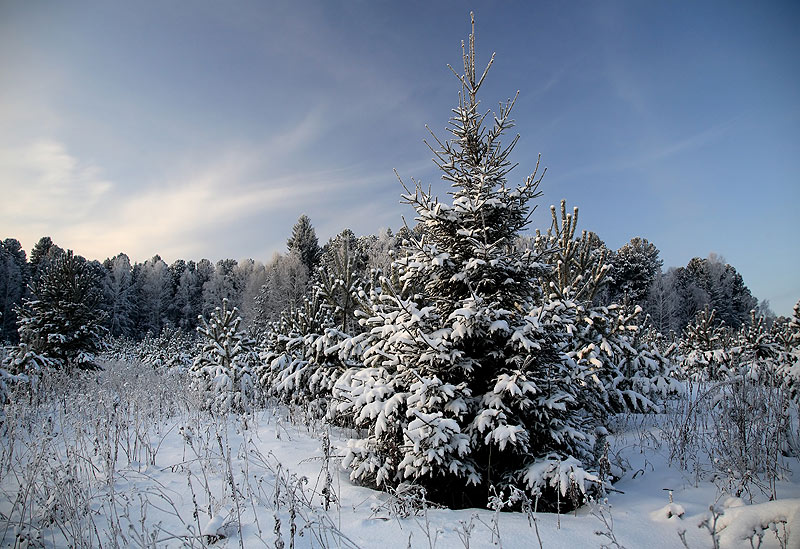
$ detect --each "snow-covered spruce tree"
[332,17,602,509]
[191,298,257,414]
[16,250,107,371]
[318,229,370,334]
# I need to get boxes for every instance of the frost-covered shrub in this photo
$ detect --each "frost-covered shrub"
[192,299,257,414]
[0,343,52,406]
[664,306,799,498]
[103,328,196,371]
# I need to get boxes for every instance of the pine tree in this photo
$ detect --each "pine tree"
[258,291,353,416]
[534,202,680,418]
[191,298,256,413]
[28,236,63,288]
[16,250,107,371]
[609,237,662,304]
[174,265,199,332]
[673,255,757,331]
[534,200,610,303]
[681,305,731,380]
[775,300,800,400]
[331,16,601,509]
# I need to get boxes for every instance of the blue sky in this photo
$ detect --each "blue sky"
[1,1,798,315]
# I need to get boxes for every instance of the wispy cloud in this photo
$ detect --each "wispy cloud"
[0,128,404,263]
[0,140,113,232]
[551,118,739,182]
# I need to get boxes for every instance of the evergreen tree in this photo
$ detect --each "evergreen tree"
[609,237,662,304]
[672,255,757,331]
[0,238,28,343]
[287,214,321,275]
[534,200,610,303]
[534,202,679,418]
[28,236,63,287]
[16,250,107,370]
[191,298,257,413]
[174,263,199,332]
[257,291,352,416]
[318,229,368,333]
[166,259,188,326]
[681,305,731,380]
[331,17,600,508]
[193,259,214,324]
[774,300,800,401]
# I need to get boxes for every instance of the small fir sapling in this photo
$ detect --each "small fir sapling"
[192,298,257,414]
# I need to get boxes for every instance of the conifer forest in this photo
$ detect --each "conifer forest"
[1,15,799,549]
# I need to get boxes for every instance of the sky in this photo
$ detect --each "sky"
[1,1,798,315]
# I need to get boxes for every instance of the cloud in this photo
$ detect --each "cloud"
[551,118,738,182]
[39,135,399,262]
[0,140,113,235]
[0,109,417,264]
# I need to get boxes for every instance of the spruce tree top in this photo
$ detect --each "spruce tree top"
[396,13,545,314]
[287,214,321,274]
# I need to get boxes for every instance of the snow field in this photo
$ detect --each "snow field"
[1,360,799,548]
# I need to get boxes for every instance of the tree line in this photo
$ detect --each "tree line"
[0,221,765,349]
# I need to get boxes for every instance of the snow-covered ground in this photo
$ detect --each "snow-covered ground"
[1,361,798,548]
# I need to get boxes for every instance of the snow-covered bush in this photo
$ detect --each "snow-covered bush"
[192,299,257,414]
[102,328,196,371]
[664,306,798,499]
[258,293,357,416]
